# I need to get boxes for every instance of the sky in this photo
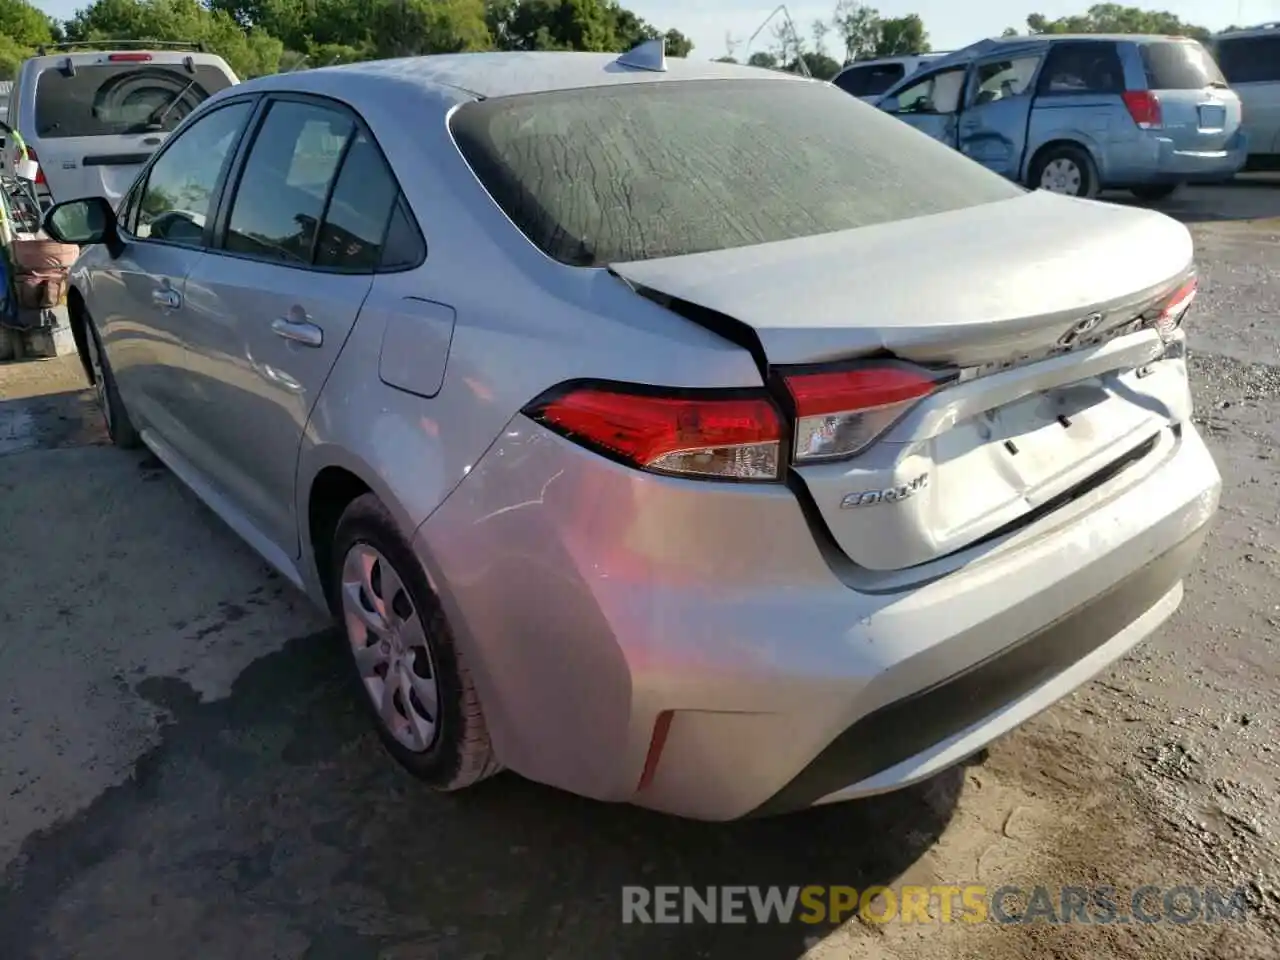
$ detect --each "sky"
[29,0,1280,61]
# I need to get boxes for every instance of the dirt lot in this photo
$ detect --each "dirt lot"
[1,183,1278,960]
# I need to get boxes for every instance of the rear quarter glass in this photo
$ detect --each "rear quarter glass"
[1139,40,1227,90]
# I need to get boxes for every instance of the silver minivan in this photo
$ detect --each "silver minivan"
[1213,22,1280,169]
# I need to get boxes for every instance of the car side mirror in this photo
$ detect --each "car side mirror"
[44,196,118,249]
[878,95,900,113]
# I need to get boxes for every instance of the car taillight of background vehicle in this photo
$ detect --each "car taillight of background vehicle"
[783,362,954,463]
[526,384,783,481]
[1150,276,1196,341]
[1122,90,1162,129]
[108,53,153,62]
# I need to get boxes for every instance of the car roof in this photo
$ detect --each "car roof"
[1215,21,1280,38]
[242,51,805,102]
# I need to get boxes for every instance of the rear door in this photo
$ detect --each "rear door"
[1214,33,1280,156]
[1135,39,1241,152]
[176,95,398,558]
[881,65,968,145]
[27,53,237,206]
[956,52,1043,179]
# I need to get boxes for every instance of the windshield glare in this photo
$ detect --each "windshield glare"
[450,78,1024,266]
[34,64,233,138]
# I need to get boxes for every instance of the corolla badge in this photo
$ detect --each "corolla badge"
[840,473,929,509]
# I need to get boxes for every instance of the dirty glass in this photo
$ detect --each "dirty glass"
[451,78,1021,266]
[35,64,233,138]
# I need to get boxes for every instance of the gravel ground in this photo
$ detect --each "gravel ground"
[0,184,1277,960]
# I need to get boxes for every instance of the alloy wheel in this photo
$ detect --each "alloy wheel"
[340,542,441,752]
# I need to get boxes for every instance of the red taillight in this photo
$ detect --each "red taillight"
[784,362,950,463]
[23,146,45,185]
[1122,90,1162,129]
[527,383,783,481]
[1152,276,1196,339]
[109,53,153,62]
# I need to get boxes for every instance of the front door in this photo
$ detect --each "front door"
[90,99,256,446]
[883,65,967,146]
[178,97,403,557]
[957,53,1044,180]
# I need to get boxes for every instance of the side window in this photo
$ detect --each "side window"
[894,68,965,114]
[971,56,1041,105]
[313,130,399,271]
[224,99,354,265]
[134,101,253,247]
[1217,36,1280,85]
[833,67,872,97]
[379,196,426,271]
[835,66,904,98]
[1037,42,1125,95]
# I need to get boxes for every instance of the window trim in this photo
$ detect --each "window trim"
[115,94,262,252]
[209,91,426,276]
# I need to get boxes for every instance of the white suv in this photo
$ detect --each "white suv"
[831,53,946,102]
[1213,22,1280,170]
[1,42,239,208]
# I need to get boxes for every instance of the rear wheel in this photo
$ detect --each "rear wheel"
[83,311,141,449]
[1130,183,1180,202]
[1030,144,1098,199]
[331,493,500,790]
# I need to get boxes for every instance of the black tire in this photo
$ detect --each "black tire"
[1029,144,1099,199]
[84,310,141,449]
[331,493,500,790]
[1130,183,1180,202]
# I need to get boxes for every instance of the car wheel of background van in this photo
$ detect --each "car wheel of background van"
[1030,145,1098,199]
[331,493,501,790]
[1129,183,1180,202]
[83,311,141,449]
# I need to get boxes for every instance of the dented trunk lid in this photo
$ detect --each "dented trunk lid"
[610,189,1196,570]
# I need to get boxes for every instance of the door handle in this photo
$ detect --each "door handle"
[151,287,181,309]
[271,316,323,347]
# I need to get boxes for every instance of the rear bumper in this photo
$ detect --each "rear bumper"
[418,417,1219,821]
[1140,134,1249,184]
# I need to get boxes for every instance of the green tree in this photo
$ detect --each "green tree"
[747,50,777,69]
[0,0,56,79]
[787,50,841,79]
[486,0,690,55]
[65,0,284,76]
[831,2,929,63]
[1025,4,1211,42]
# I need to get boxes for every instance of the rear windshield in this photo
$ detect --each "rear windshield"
[1215,35,1280,85]
[34,63,234,138]
[451,79,1023,266]
[1139,40,1227,90]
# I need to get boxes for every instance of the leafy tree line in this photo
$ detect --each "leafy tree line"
[0,0,1241,84]
[717,2,1228,81]
[0,0,694,80]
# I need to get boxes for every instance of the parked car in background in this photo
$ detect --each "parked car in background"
[44,45,1218,821]
[1,42,239,210]
[831,53,945,102]
[1212,22,1280,170]
[877,34,1246,199]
